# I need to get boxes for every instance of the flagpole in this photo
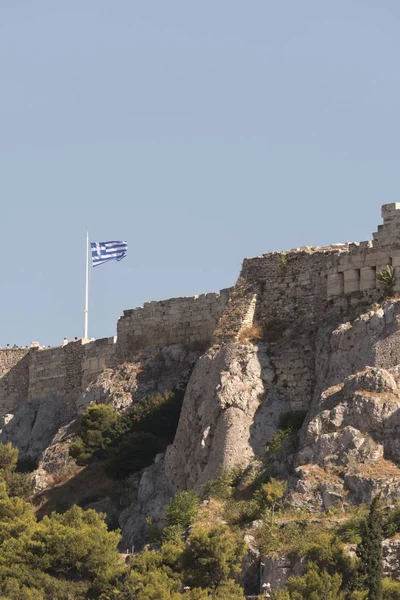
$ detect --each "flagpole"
[84,229,89,339]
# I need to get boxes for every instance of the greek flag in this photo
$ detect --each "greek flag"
[91,241,128,267]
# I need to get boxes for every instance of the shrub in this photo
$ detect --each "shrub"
[383,578,400,599]
[0,442,18,473]
[70,403,122,464]
[203,467,243,501]
[164,491,199,530]
[255,520,321,557]
[377,265,396,297]
[337,514,366,545]
[182,524,246,590]
[122,389,184,442]
[265,429,293,456]
[253,478,286,523]
[383,507,400,538]
[237,324,264,344]
[70,389,184,477]
[306,533,355,587]
[105,432,159,479]
[5,471,34,500]
[283,567,344,600]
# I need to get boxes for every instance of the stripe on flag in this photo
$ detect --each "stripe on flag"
[91,241,128,267]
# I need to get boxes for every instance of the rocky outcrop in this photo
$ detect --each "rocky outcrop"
[77,343,202,414]
[0,393,75,462]
[119,454,173,550]
[291,366,400,508]
[164,342,280,492]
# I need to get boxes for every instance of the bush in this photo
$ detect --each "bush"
[253,478,286,520]
[105,432,159,479]
[164,491,199,531]
[203,467,243,502]
[0,442,18,473]
[383,578,400,599]
[5,471,34,500]
[383,507,400,538]
[283,567,344,600]
[70,404,122,465]
[70,389,184,477]
[336,514,366,545]
[377,265,396,297]
[122,389,184,442]
[182,524,246,590]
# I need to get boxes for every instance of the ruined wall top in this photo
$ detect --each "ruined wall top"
[373,203,400,247]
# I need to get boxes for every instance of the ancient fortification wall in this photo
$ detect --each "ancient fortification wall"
[215,203,400,340]
[116,290,231,360]
[0,337,117,417]
[0,203,399,418]
[0,349,30,416]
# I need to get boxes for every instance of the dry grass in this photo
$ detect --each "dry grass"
[357,458,400,479]
[195,498,226,528]
[237,324,264,344]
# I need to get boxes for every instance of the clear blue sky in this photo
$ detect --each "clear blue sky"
[1,1,399,346]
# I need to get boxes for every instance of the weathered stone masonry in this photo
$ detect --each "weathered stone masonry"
[116,290,231,360]
[0,203,399,419]
[0,337,116,417]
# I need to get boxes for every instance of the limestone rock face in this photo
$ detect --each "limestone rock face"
[164,342,283,492]
[383,538,400,580]
[291,367,400,508]
[0,393,74,462]
[76,344,202,414]
[119,455,173,550]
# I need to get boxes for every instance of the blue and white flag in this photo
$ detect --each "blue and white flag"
[91,241,128,267]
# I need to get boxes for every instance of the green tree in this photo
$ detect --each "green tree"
[164,491,199,530]
[70,403,122,464]
[122,547,182,600]
[0,443,34,500]
[306,532,355,588]
[0,443,18,473]
[282,566,344,599]
[356,497,383,600]
[182,524,246,590]
[253,478,286,523]
[105,431,159,479]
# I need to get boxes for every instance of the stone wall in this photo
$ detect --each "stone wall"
[28,347,65,400]
[116,291,231,360]
[228,204,400,339]
[81,337,116,389]
[0,202,399,419]
[0,338,117,418]
[0,349,30,416]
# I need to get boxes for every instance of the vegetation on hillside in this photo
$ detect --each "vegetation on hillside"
[70,389,184,479]
[0,402,399,599]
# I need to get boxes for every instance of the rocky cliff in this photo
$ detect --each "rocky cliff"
[2,204,400,593]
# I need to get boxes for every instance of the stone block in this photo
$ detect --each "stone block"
[343,269,360,294]
[360,267,377,291]
[382,203,400,218]
[327,273,344,298]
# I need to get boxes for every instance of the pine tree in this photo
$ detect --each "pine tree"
[356,496,383,600]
